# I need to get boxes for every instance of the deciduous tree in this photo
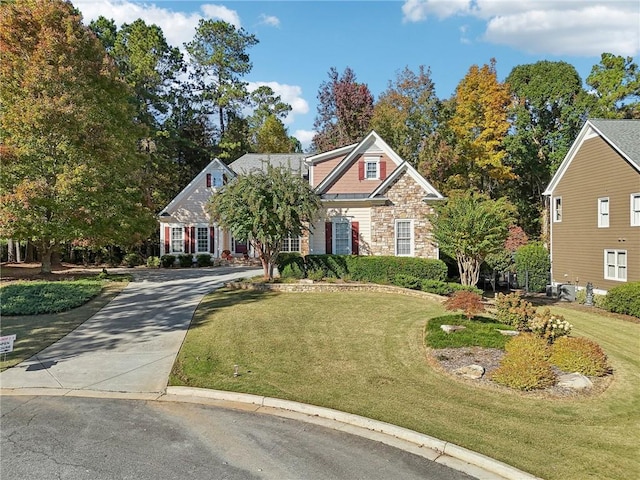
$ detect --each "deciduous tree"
[207,165,321,280]
[429,192,515,286]
[0,0,155,272]
[312,67,373,152]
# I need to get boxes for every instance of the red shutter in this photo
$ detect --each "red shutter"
[358,161,364,181]
[325,222,332,254]
[351,221,359,255]
[190,226,196,253]
[209,227,215,253]
[206,173,211,188]
[164,226,170,254]
[379,161,386,180]
[184,226,189,253]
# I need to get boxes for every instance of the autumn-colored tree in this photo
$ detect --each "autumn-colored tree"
[430,191,515,286]
[255,115,295,153]
[0,0,155,272]
[504,61,589,235]
[444,291,485,320]
[185,20,258,137]
[312,67,373,152]
[208,165,321,280]
[447,59,513,194]
[587,53,640,119]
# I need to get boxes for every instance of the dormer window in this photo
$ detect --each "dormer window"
[365,158,378,179]
[207,172,224,188]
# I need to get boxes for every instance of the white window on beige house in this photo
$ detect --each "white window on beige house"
[333,219,352,255]
[281,236,301,253]
[171,227,184,253]
[553,197,562,222]
[395,219,413,256]
[598,197,609,228]
[196,226,209,253]
[604,249,626,281]
[631,193,640,226]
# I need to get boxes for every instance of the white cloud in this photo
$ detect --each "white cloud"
[74,1,241,49]
[247,82,309,125]
[401,0,640,56]
[293,129,316,151]
[258,14,281,28]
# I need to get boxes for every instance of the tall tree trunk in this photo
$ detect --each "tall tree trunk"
[7,238,16,262]
[15,240,22,262]
[40,239,55,274]
[25,239,36,262]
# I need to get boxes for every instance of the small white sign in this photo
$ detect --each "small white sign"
[0,335,16,354]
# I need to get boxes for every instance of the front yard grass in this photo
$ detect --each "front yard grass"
[170,289,639,480]
[425,314,516,349]
[0,282,127,371]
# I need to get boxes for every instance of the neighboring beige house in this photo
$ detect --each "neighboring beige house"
[543,119,640,294]
[159,131,444,260]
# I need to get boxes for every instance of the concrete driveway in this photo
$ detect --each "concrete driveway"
[0,266,262,394]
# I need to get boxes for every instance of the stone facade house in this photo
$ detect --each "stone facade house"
[543,119,640,294]
[159,131,444,260]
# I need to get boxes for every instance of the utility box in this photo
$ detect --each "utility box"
[559,284,576,302]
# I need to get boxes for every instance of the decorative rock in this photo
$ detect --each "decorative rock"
[298,279,314,284]
[497,329,520,336]
[454,364,485,379]
[440,325,466,334]
[557,372,593,390]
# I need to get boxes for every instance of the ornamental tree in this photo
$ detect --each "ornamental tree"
[0,0,155,273]
[429,191,515,286]
[207,165,321,280]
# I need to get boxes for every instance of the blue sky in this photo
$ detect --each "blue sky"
[75,1,640,148]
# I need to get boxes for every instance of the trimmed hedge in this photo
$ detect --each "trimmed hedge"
[602,282,640,318]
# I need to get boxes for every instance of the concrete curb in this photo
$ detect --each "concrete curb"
[165,386,541,480]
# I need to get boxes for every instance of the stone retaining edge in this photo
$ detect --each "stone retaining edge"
[166,386,541,480]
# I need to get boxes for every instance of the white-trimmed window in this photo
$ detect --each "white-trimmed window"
[395,219,414,256]
[604,250,627,281]
[598,197,609,228]
[631,193,640,226]
[553,197,562,222]
[171,227,183,253]
[281,236,301,253]
[196,227,209,253]
[364,157,379,180]
[333,219,351,255]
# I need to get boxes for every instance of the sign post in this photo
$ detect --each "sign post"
[0,334,16,362]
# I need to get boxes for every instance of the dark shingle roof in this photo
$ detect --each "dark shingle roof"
[229,153,309,176]
[589,119,640,169]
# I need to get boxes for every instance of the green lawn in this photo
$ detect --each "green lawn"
[0,282,127,370]
[171,289,640,480]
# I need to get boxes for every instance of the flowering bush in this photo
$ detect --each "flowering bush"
[494,292,536,330]
[528,308,572,343]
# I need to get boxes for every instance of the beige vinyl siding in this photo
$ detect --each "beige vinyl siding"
[550,136,640,291]
[308,207,371,255]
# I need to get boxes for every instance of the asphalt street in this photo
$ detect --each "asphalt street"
[0,395,474,480]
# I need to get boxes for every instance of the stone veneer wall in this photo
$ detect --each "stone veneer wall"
[370,170,438,258]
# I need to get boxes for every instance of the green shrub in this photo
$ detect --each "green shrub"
[421,279,453,295]
[447,283,483,295]
[549,337,610,376]
[275,252,305,279]
[528,308,572,343]
[575,288,605,307]
[305,255,350,279]
[392,274,423,290]
[196,254,213,267]
[146,256,160,268]
[307,268,325,281]
[602,282,640,318]
[346,256,447,284]
[160,255,175,268]
[491,333,556,390]
[490,352,557,391]
[494,292,536,330]
[177,254,193,268]
[0,280,103,315]
[514,242,550,293]
[123,253,142,268]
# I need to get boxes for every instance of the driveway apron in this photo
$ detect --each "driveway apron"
[0,267,262,393]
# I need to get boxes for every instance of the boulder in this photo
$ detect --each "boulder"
[497,329,520,336]
[440,325,466,334]
[454,364,485,379]
[557,372,593,390]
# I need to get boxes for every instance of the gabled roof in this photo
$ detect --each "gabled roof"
[229,153,308,176]
[159,158,234,216]
[312,131,406,194]
[544,119,640,195]
[370,161,444,200]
